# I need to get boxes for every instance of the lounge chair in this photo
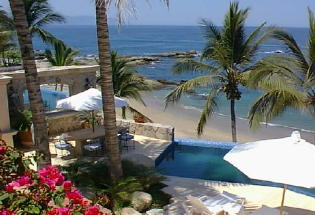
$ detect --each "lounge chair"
[251,205,288,215]
[186,192,245,215]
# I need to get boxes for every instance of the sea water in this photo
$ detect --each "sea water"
[33,25,313,131]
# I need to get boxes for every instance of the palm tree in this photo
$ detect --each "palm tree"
[247,8,315,131]
[94,0,169,179]
[8,0,51,166]
[23,0,65,43]
[45,39,79,90]
[0,6,14,30]
[108,51,152,121]
[165,2,273,142]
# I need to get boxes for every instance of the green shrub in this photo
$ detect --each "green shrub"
[62,160,171,210]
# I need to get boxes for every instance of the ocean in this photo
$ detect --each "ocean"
[33,25,313,132]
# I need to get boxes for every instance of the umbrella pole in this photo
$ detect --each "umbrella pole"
[280,184,288,215]
[91,110,95,133]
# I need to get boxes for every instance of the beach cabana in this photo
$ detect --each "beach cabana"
[224,131,315,215]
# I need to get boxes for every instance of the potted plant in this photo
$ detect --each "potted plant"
[11,110,34,147]
[133,113,145,123]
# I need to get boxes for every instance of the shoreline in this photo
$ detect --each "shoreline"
[127,92,315,143]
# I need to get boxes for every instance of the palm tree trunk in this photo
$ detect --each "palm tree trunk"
[230,99,237,142]
[95,1,123,179]
[9,0,51,167]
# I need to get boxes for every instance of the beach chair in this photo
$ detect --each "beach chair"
[187,193,245,215]
[186,195,223,215]
[251,205,288,215]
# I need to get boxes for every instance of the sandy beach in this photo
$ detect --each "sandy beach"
[125,91,315,143]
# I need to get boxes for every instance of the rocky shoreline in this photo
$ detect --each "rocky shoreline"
[72,50,198,66]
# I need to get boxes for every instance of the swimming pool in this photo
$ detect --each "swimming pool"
[24,88,68,111]
[156,138,315,197]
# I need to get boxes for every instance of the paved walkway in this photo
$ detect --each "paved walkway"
[50,135,171,167]
[163,176,315,215]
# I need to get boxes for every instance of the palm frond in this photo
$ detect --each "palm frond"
[197,89,219,135]
[249,86,307,129]
[308,7,315,63]
[271,29,309,72]
[173,59,218,75]
[165,75,220,105]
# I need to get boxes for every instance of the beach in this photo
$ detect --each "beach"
[125,91,315,143]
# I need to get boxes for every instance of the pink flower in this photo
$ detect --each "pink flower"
[84,206,100,215]
[16,176,31,186]
[62,181,73,192]
[0,209,15,215]
[4,176,31,192]
[39,166,64,190]
[47,208,70,215]
[0,146,7,155]
[66,191,83,204]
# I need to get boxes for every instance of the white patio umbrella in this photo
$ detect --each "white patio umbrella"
[56,88,128,131]
[224,131,315,215]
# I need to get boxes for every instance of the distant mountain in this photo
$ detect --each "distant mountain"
[62,16,116,25]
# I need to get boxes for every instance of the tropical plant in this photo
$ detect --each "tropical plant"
[0,164,112,214]
[23,0,65,43]
[94,0,169,179]
[45,39,78,66]
[62,159,170,210]
[10,109,32,131]
[45,39,79,90]
[8,0,50,167]
[165,2,274,142]
[107,51,152,121]
[0,6,14,31]
[97,177,143,212]
[247,8,315,130]
[0,31,17,67]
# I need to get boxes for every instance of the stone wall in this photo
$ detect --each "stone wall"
[45,111,175,141]
[117,119,174,141]
[46,110,82,136]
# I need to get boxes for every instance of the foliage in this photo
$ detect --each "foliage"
[0,6,13,31]
[10,110,32,132]
[45,40,79,66]
[0,140,32,190]
[96,51,152,122]
[1,49,21,66]
[165,2,274,141]
[23,0,65,43]
[0,165,111,214]
[97,177,142,212]
[62,160,170,210]
[247,8,315,129]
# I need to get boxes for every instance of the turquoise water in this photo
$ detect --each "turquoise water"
[157,140,315,197]
[24,88,68,111]
[32,25,314,131]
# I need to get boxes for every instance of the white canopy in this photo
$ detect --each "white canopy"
[224,131,315,215]
[224,131,315,188]
[56,88,128,111]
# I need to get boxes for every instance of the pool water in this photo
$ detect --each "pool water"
[157,140,315,197]
[24,88,68,111]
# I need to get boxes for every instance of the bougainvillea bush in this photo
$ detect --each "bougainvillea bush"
[0,140,111,215]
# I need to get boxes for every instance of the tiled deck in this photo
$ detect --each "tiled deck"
[50,135,171,167]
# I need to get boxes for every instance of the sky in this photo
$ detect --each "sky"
[1,0,315,27]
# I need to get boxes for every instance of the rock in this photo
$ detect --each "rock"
[78,186,96,200]
[152,50,197,58]
[121,207,142,215]
[146,209,164,215]
[131,191,153,212]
